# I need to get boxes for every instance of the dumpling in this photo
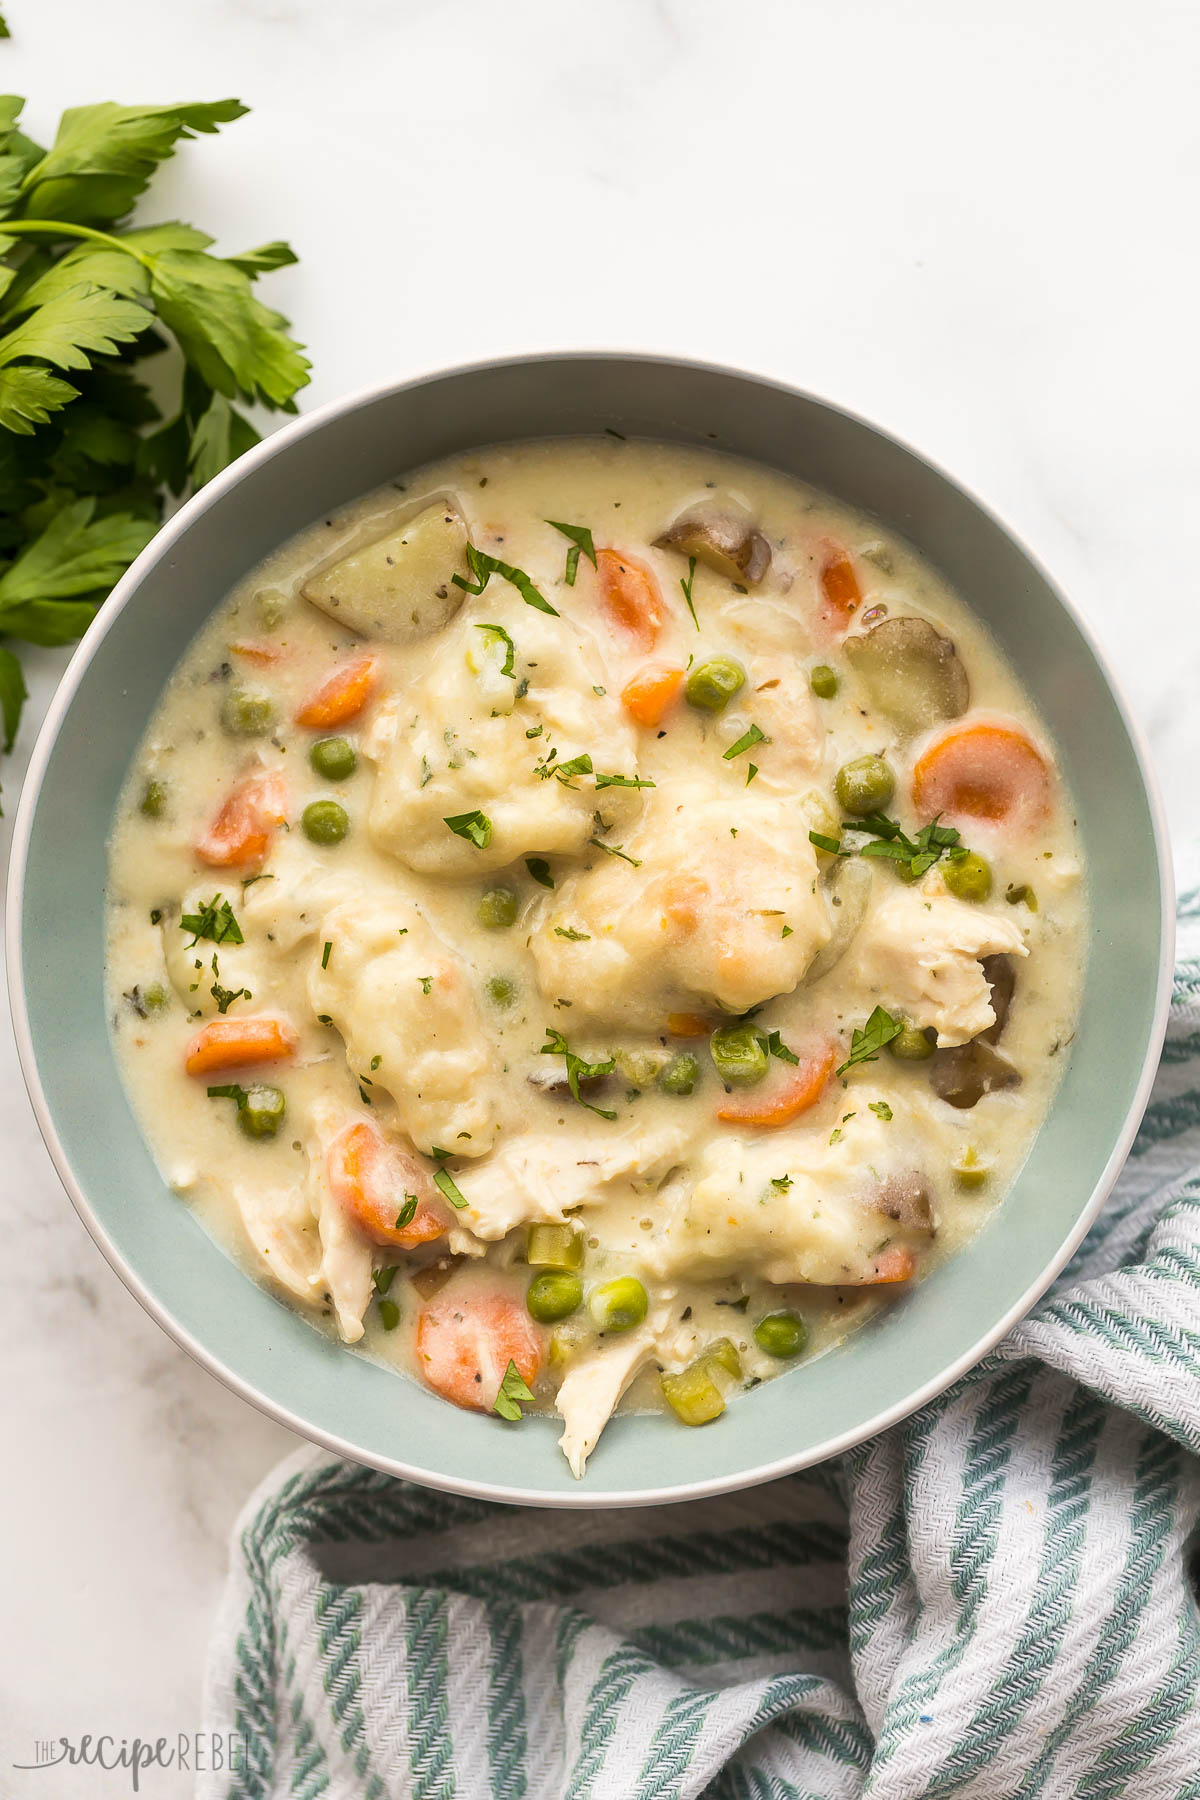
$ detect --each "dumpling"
[847,886,1027,1046]
[364,595,643,876]
[647,1105,935,1288]
[309,897,500,1156]
[530,785,830,1029]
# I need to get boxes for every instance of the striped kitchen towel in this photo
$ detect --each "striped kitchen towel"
[200,879,1200,1800]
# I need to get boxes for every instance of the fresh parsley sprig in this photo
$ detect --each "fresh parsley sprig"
[493,1358,536,1422]
[452,544,557,616]
[835,1006,904,1077]
[0,94,308,804]
[545,520,596,587]
[180,893,243,947]
[809,811,970,882]
[540,1027,617,1120]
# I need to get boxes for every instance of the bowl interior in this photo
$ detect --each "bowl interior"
[11,356,1168,1504]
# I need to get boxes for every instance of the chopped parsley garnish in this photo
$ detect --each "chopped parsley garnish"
[525,724,544,738]
[493,1357,535,1422]
[836,1006,904,1077]
[394,1194,419,1230]
[453,543,557,616]
[769,1174,793,1192]
[809,831,842,855]
[180,894,243,947]
[474,622,516,677]
[359,1083,373,1106]
[209,955,250,1015]
[723,724,768,762]
[443,808,493,849]
[321,940,332,969]
[370,1054,382,1070]
[373,1265,398,1294]
[545,520,597,586]
[419,975,433,995]
[547,751,594,787]
[764,1029,800,1066]
[781,924,793,938]
[149,908,162,926]
[433,1166,469,1209]
[843,811,970,880]
[680,555,699,630]
[377,1298,401,1331]
[588,837,641,867]
[1006,883,1038,911]
[554,926,591,940]
[746,763,758,786]
[526,857,555,888]
[207,1083,249,1108]
[540,1027,617,1119]
[594,771,656,790]
[869,1100,894,1121]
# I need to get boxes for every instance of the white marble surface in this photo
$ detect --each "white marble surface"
[4,0,1200,1790]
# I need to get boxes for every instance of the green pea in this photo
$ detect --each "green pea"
[237,1085,286,1139]
[478,886,518,930]
[658,1051,700,1096]
[309,736,357,781]
[588,1276,649,1334]
[220,688,275,737]
[834,754,895,816]
[527,1270,584,1323]
[943,851,992,903]
[754,1311,807,1359]
[614,1046,670,1088]
[302,800,349,845]
[810,665,839,700]
[685,656,746,714]
[140,779,168,818]
[486,974,516,1008]
[888,1024,936,1061]
[709,1023,769,1088]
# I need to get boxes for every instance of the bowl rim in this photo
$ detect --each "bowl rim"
[5,350,1176,1508]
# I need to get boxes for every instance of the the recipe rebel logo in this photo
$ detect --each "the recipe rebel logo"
[12,1731,247,1791]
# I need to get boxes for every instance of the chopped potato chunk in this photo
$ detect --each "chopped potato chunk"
[301,498,469,642]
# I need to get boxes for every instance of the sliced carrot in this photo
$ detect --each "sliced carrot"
[295,654,378,729]
[595,548,664,652]
[667,1011,713,1038]
[865,1245,916,1284]
[717,1043,837,1127]
[195,772,287,869]
[819,541,862,632]
[230,640,283,665]
[184,1015,297,1077]
[912,720,1052,832]
[416,1289,543,1412]
[621,662,684,727]
[327,1120,445,1250]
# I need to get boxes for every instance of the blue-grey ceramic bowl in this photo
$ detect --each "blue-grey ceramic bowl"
[7,355,1173,1506]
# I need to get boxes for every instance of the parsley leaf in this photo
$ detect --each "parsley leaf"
[433,1166,469,1210]
[525,857,555,888]
[16,100,248,224]
[594,771,655,790]
[723,724,768,762]
[680,554,699,629]
[546,519,596,586]
[540,1027,617,1119]
[554,925,590,940]
[587,837,641,867]
[765,1029,800,1065]
[835,1006,904,1077]
[444,808,493,849]
[452,543,557,616]
[0,645,26,752]
[180,893,243,946]
[474,622,516,677]
[869,1100,894,1121]
[493,1357,535,1422]
[206,1082,249,1109]
[394,1195,419,1231]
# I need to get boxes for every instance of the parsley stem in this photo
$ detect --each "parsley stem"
[0,219,155,269]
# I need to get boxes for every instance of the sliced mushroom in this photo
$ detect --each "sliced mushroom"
[806,855,871,984]
[655,502,771,585]
[929,1039,1019,1109]
[869,1170,933,1230]
[980,954,1015,1045]
[301,497,469,642]
[844,616,969,736]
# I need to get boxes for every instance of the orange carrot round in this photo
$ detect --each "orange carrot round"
[912,720,1052,832]
[819,541,862,632]
[621,662,684,726]
[716,1042,836,1127]
[863,1245,916,1284]
[196,772,287,869]
[416,1289,543,1412]
[327,1121,445,1250]
[595,548,664,651]
[295,654,378,729]
[184,1015,297,1077]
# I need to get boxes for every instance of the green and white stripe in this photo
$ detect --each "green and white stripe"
[201,879,1200,1799]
